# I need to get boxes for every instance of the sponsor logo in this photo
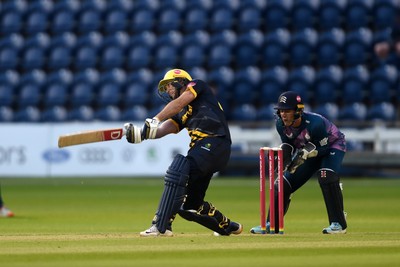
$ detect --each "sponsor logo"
[43,149,70,163]
[0,146,26,165]
[79,148,113,164]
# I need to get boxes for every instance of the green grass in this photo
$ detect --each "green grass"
[0,177,399,267]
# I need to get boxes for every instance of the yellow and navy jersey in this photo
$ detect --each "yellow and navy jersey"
[170,79,231,147]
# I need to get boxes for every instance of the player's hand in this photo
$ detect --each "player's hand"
[124,123,142,144]
[286,143,317,173]
[142,117,160,139]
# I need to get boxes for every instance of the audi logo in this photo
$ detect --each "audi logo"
[78,148,113,163]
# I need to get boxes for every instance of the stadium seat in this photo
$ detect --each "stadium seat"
[103,9,128,34]
[46,68,73,87]
[262,29,290,67]
[70,83,95,107]
[23,32,50,50]
[368,65,398,104]
[183,7,208,33]
[0,11,23,35]
[129,31,156,48]
[121,105,148,121]
[72,68,100,89]
[76,9,102,34]
[0,47,18,71]
[289,28,318,67]
[287,66,316,103]
[318,0,346,31]
[313,103,339,121]
[257,103,277,121]
[231,104,258,121]
[232,66,261,105]
[100,46,125,71]
[0,69,20,88]
[126,45,152,70]
[237,6,261,32]
[209,8,234,32]
[73,45,98,70]
[182,30,210,49]
[263,0,292,32]
[94,105,121,121]
[43,83,68,108]
[130,8,155,33]
[18,84,41,108]
[123,82,149,106]
[181,44,205,69]
[208,66,235,108]
[68,105,94,121]
[14,106,41,122]
[96,83,122,107]
[209,30,237,47]
[154,31,183,50]
[291,0,319,31]
[372,0,398,30]
[343,28,373,67]
[316,28,345,67]
[234,30,263,68]
[41,106,68,122]
[75,31,103,50]
[154,45,178,70]
[186,66,207,81]
[99,68,127,86]
[0,106,14,122]
[20,46,45,71]
[366,102,396,121]
[342,65,369,104]
[338,102,367,121]
[50,10,75,34]
[80,0,107,13]
[24,10,48,35]
[157,8,181,33]
[260,66,288,104]
[0,85,14,107]
[47,46,72,70]
[345,0,373,31]
[18,69,46,90]
[314,66,343,104]
[207,44,232,69]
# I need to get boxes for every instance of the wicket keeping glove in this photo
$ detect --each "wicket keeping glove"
[142,117,160,139]
[124,123,143,144]
[287,142,318,174]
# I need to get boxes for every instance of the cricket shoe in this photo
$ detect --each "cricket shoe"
[0,207,14,218]
[250,222,270,234]
[139,225,173,237]
[322,222,346,234]
[213,221,243,236]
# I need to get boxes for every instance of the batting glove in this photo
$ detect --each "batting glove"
[142,117,160,139]
[124,123,142,144]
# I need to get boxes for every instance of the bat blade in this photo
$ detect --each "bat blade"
[58,128,125,148]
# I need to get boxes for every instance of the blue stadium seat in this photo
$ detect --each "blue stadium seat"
[103,9,128,34]
[207,44,232,69]
[47,46,72,70]
[41,106,68,122]
[234,30,263,68]
[124,82,149,106]
[75,31,103,50]
[209,8,234,32]
[232,66,261,105]
[372,0,398,30]
[76,9,102,34]
[316,28,345,67]
[80,0,107,14]
[18,84,41,108]
[260,66,288,104]
[182,30,210,49]
[96,83,122,107]
[126,45,152,70]
[0,33,25,51]
[318,0,346,30]
[209,30,237,47]
[237,6,262,32]
[101,31,129,51]
[289,28,318,67]
[43,84,68,108]
[287,66,316,103]
[345,0,373,31]
[70,83,95,107]
[154,31,183,50]
[71,68,100,90]
[366,102,396,121]
[338,102,367,121]
[21,46,45,71]
[130,8,155,33]
[106,0,133,12]
[50,10,75,34]
[186,67,207,81]
[231,104,258,121]
[264,0,292,32]
[314,66,343,104]
[0,106,14,122]
[0,11,23,35]
[342,65,369,104]
[94,106,121,121]
[154,45,178,70]
[23,32,50,50]
[0,70,20,88]
[343,28,373,67]
[129,31,156,48]
[99,68,127,86]
[100,46,125,70]
[257,103,277,121]
[157,8,181,33]
[68,105,94,121]
[18,69,46,90]
[208,66,234,108]
[313,103,339,121]
[291,0,319,31]
[73,45,98,70]
[14,106,41,122]
[183,7,208,33]
[369,65,398,104]
[132,0,160,11]
[0,85,13,106]
[0,47,18,71]
[181,44,205,69]
[121,105,148,121]
[46,68,73,88]
[262,29,290,67]
[24,10,48,35]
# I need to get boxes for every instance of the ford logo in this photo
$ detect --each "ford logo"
[43,149,70,163]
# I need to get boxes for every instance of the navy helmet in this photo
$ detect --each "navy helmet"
[274,91,305,119]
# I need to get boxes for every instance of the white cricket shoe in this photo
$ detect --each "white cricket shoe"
[322,222,346,234]
[0,207,14,218]
[140,225,173,237]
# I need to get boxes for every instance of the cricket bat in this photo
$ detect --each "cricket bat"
[58,128,125,148]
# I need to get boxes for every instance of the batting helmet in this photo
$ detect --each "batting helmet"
[274,91,305,119]
[158,69,192,92]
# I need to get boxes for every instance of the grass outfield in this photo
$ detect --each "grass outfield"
[0,177,399,267]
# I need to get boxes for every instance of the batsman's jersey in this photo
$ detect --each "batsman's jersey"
[171,79,231,147]
[276,111,346,156]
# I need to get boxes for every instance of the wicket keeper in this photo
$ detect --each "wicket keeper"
[251,91,347,234]
[125,69,242,237]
